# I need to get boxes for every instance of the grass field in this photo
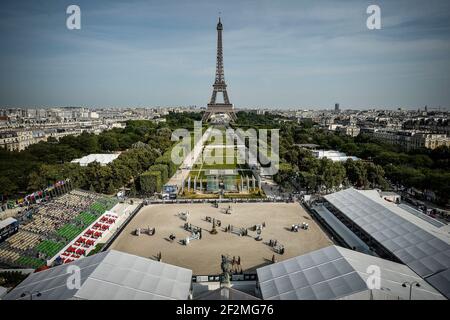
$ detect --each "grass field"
[75,212,97,227]
[183,125,259,196]
[56,224,85,241]
[16,256,45,269]
[35,240,66,258]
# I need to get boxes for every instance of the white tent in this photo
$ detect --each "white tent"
[323,188,450,298]
[4,250,192,300]
[71,154,120,166]
[257,245,445,300]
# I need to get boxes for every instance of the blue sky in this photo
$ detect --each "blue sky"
[0,0,449,109]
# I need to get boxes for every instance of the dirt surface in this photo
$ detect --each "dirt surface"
[110,202,332,275]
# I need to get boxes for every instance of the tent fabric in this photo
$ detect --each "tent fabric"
[324,188,450,278]
[426,269,450,299]
[3,250,192,300]
[71,154,120,166]
[256,245,445,300]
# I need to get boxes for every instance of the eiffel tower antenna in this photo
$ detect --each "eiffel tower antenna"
[202,15,237,123]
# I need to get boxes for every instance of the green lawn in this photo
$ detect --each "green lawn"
[75,212,97,227]
[56,224,84,241]
[35,240,66,258]
[223,190,266,199]
[182,125,264,197]
[90,202,107,215]
[87,243,105,256]
[16,256,46,269]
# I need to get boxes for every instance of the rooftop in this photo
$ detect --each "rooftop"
[324,188,450,298]
[0,217,17,229]
[71,153,120,166]
[257,245,445,300]
[3,250,192,300]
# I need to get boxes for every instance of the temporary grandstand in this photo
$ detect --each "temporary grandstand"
[0,190,118,269]
[3,250,192,300]
[55,211,120,265]
[71,153,120,166]
[320,187,450,299]
[256,245,445,300]
[310,204,372,255]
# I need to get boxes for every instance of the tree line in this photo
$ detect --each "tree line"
[237,112,449,205]
[283,125,449,203]
[0,112,201,200]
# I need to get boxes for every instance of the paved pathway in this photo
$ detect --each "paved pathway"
[166,127,212,189]
[166,126,283,198]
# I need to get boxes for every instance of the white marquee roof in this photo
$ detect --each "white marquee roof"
[324,188,450,298]
[426,269,450,299]
[257,245,445,300]
[324,189,450,275]
[0,217,17,229]
[4,250,192,300]
[71,153,120,166]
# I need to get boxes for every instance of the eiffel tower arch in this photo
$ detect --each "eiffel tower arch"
[202,17,237,123]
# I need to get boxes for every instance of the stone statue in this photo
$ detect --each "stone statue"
[220,254,232,286]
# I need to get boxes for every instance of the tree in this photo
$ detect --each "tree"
[0,176,18,198]
[274,163,294,186]
[106,181,115,195]
[0,119,176,201]
[299,171,318,193]
[77,133,99,153]
[320,159,345,192]
[409,154,433,168]
[366,162,388,189]
[273,122,448,204]
[149,164,169,184]
[155,151,177,177]
[139,171,162,195]
[341,143,358,156]
[99,135,119,151]
[28,171,48,191]
[345,159,368,188]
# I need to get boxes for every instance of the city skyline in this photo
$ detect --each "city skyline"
[1,0,450,109]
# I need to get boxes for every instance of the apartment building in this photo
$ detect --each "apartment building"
[369,129,450,151]
[0,130,35,151]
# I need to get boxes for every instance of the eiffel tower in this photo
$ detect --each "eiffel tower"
[202,17,237,122]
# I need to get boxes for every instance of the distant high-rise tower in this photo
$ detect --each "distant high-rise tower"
[202,17,237,122]
[335,103,340,113]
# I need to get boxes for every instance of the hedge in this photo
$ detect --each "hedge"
[155,151,177,177]
[87,243,105,256]
[139,171,162,194]
[149,164,169,184]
